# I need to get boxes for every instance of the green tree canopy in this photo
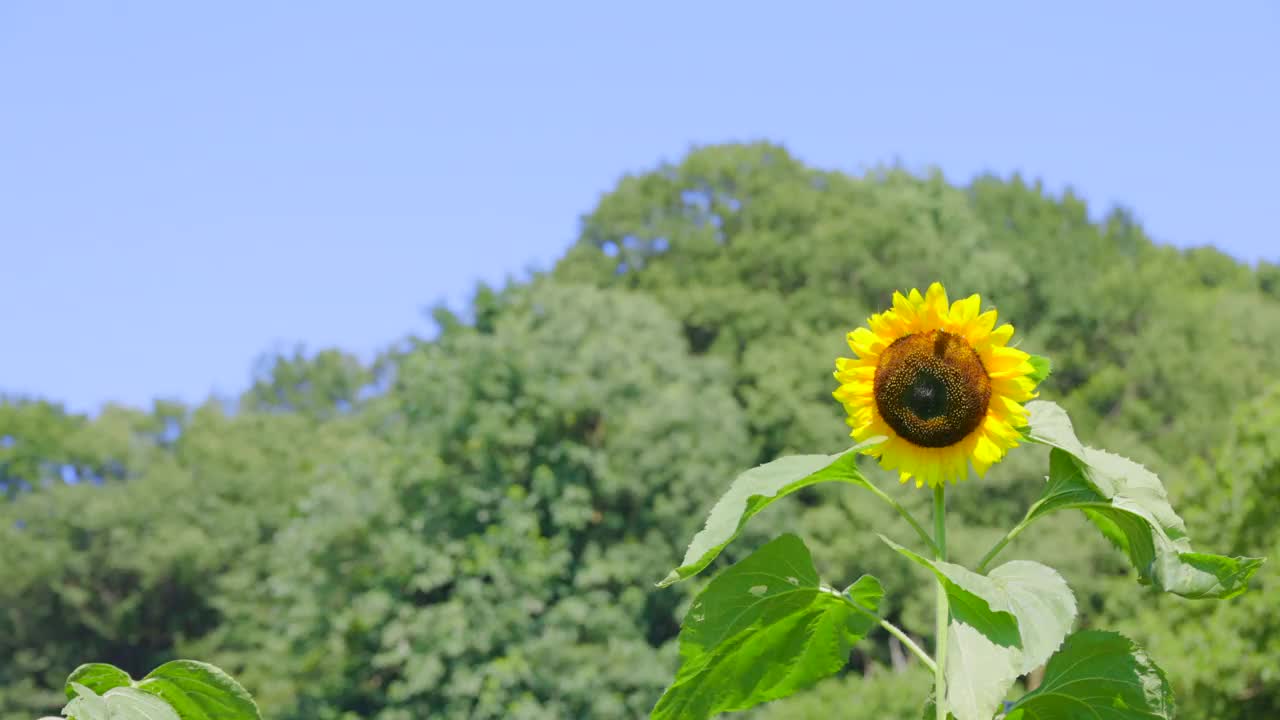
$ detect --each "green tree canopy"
[3,142,1276,719]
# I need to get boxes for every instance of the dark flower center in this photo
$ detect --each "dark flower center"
[874,330,991,448]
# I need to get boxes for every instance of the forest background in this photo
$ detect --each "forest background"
[5,142,1280,718]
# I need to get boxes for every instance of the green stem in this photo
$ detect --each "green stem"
[838,591,938,674]
[976,513,1035,573]
[933,484,949,720]
[848,483,940,556]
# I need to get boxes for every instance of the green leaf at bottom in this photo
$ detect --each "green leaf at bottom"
[878,545,1076,720]
[65,664,132,698]
[937,560,1079,720]
[63,684,181,720]
[137,660,262,720]
[60,660,262,720]
[1004,630,1174,719]
[652,534,881,720]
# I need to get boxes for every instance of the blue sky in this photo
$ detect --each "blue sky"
[2,2,1277,413]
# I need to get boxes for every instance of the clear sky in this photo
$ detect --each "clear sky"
[2,2,1277,413]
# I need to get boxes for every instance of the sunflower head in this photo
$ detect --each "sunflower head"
[833,283,1042,488]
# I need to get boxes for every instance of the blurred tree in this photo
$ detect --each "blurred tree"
[196,283,753,719]
[2,142,1277,719]
[242,347,375,419]
[0,399,162,497]
[0,401,378,719]
[1111,384,1280,719]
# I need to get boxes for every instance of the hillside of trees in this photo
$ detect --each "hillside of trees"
[3,143,1278,719]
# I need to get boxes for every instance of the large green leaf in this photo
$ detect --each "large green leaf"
[1022,401,1263,598]
[880,536,1076,720]
[60,661,261,720]
[941,561,1075,720]
[652,534,880,720]
[1022,399,1084,458]
[944,622,1018,720]
[1026,354,1051,385]
[63,683,181,720]
[985,561,1076,675]
[878,535,1020,649]
[64,664,132,698]
[1004,630,1174,719]
[658,443,879,587]
[137,661,262,720]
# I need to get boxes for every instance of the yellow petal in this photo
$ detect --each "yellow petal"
[868,311,905,340]
[972,433,1004,475]
[833,380,873,400]
[948,293,981,329]
[984,346,1034,378]
[992,377,1036,402]
[922,283,949,329]
[982,414,1022,445]
[892,291,913,316]
[847,327,886,357]
[925,282,949,309]
[835,359,877,379]
[966,309,998,345]
[988,393,1029,423]
[984,323,1015,348]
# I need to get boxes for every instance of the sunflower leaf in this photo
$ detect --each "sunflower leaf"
[137,661,262,720]
[64,664,133,698]
[941,561,1076,720]
[658,441,880,586]
[59,661,262,720]
[1003,630,1174,720]
[1024,400,1264,599]
[945,621,1018,720]
[941,560,1075,720]
[64,683,181,720]
[877,535,1021,649]
[985,561,1076,675]
[652,534,880,720]
[881,535,1076,720]
[1026,354,1051,384]
[1022,400,1084,458]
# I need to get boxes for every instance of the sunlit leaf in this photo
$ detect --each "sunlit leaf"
[64,664,132,698]
[659,442,880,587]
[1022,400,1084,458]
[877,535,1020,648]
[137,660,262,720]
[1004,630,1174,719]
[941,561,1074,720]
[1026,354,1051,385]
[652,534,880,720]
[64,683,181,720]
[60,661,261,720]
[985,561,1076,675]
[1023,401,1263,599]
[881,534,1076,720]
[944,622,1018,720]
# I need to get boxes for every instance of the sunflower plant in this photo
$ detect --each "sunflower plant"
[34,660,260,720]
[652,283,1265,720]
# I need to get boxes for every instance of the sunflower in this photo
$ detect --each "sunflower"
[833,282,1041,488]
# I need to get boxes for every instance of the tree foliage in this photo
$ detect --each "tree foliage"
[2,143,1277,719]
